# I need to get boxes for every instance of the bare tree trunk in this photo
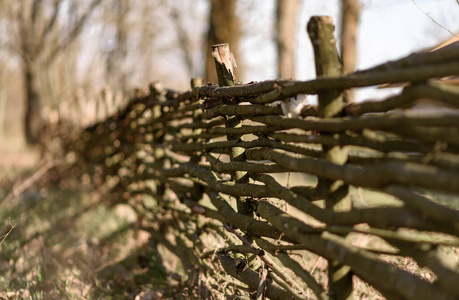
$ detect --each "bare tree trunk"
[170,2,194,77]
[0,88,6,141]
[23,64,43,145]
[276,0,299,79]
[205,0,240,84]
[341,0,361,102]
[105,0,129,92]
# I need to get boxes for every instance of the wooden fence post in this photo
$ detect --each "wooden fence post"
[190,77,204,145]
[190,78,206,228]
[190,77,204,158]
[212,43,236,87]
[307,16,353,299]
[212,43,252,217]
[150,82,167,199]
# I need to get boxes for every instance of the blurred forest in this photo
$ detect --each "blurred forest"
[0,0,207,148]
[0,0,456,150]
[0,0,363,150]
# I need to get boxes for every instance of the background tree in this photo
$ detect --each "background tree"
[0,0,103,145]
[340,0,361,102]
[205,0,241,84]
[276,0,299,79]
[103,0,130,93]
[0,55,8,141]
[169,1,194,78]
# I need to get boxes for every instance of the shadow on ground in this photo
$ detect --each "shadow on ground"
[0,175,169,299]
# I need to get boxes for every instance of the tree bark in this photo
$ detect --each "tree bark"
[276,0,299,79]
[205,0,240,84]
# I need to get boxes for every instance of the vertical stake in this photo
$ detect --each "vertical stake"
[149,81,167,201]
[190,78,204,89]
[190,78,206,229]
[212,43,237,86]
[211,43,252,217]
[190,77,204,159]
[307,16,353,299]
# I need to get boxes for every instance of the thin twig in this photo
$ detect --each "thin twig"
[255,263,267,300]
[223,223,306,297]
[268,271,305,300]
[3,159,57,203]
[411,0,457,37]
[0,218,16,246]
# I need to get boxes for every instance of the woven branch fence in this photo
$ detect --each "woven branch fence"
[51,17,459,299]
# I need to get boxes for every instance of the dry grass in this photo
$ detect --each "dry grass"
[0,158,168,299]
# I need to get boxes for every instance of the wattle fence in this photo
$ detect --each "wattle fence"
[48,17,459,299]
